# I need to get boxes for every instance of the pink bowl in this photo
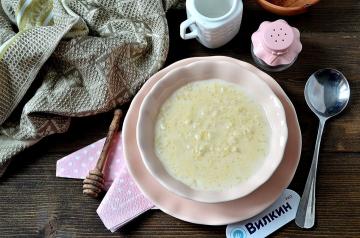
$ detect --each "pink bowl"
[136,60,288,203]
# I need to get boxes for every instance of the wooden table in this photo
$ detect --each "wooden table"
[1,1,359,237]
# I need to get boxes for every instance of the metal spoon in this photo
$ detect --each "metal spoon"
[295,68,350,229]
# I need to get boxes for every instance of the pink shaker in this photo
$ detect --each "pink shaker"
[251,19,302,72]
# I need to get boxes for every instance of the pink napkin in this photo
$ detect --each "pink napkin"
[97,168,154,232]
[56,134,125,189]
[56,134,154,232]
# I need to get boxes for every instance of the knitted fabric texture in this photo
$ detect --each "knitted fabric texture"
[0,0,181,173]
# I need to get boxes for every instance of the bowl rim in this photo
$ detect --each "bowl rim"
[255,0,320,11]
[136,60,288,203]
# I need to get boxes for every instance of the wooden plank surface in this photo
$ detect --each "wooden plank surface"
[1,0,360,237]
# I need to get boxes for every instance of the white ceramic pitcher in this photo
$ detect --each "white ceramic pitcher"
[180,0,243,49]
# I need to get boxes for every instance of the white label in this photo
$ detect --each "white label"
[226,189,300,238]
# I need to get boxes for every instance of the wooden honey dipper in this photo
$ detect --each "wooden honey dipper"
[83,109,123,198]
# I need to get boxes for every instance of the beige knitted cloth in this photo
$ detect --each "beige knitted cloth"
[0,0,181,175]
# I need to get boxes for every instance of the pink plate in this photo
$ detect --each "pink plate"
[122,56,302,225]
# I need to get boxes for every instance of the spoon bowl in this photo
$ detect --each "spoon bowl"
[305,68,350,119]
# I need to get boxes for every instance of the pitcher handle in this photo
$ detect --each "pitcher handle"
[180,18,198,40]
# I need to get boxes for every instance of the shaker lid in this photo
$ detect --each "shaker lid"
[251,19,302,67]
[263,21,294,52]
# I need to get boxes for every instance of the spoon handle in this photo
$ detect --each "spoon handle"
[295,119,326,229]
